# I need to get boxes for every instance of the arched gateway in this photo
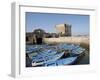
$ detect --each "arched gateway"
[26,29,46,44]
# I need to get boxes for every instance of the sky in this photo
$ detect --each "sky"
[26,12,89,35]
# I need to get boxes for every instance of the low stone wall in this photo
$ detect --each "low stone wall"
[43,37,89,45]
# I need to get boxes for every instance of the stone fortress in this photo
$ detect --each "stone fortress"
[26,23,89,45]
[55,23,71,36]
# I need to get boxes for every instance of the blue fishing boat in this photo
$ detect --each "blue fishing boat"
[26,46,39,53]
[39,49,57,56]
[57,56,77,65]
[26,44,86,67]
[32,50,57,60]
[45,56,78,66]
[58,44,80,51]
[31,51,65,66]
[71,47,85,56]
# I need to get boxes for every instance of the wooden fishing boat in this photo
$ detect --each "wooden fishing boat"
[31,51,65,67]
[45,56,78,66]
[26,44,86,67]
[70,47,85,56]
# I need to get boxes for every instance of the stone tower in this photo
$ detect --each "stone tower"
[55,23,71,37]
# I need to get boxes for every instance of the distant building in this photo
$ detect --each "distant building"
[55,23,71,37]
[26,23,72,44]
